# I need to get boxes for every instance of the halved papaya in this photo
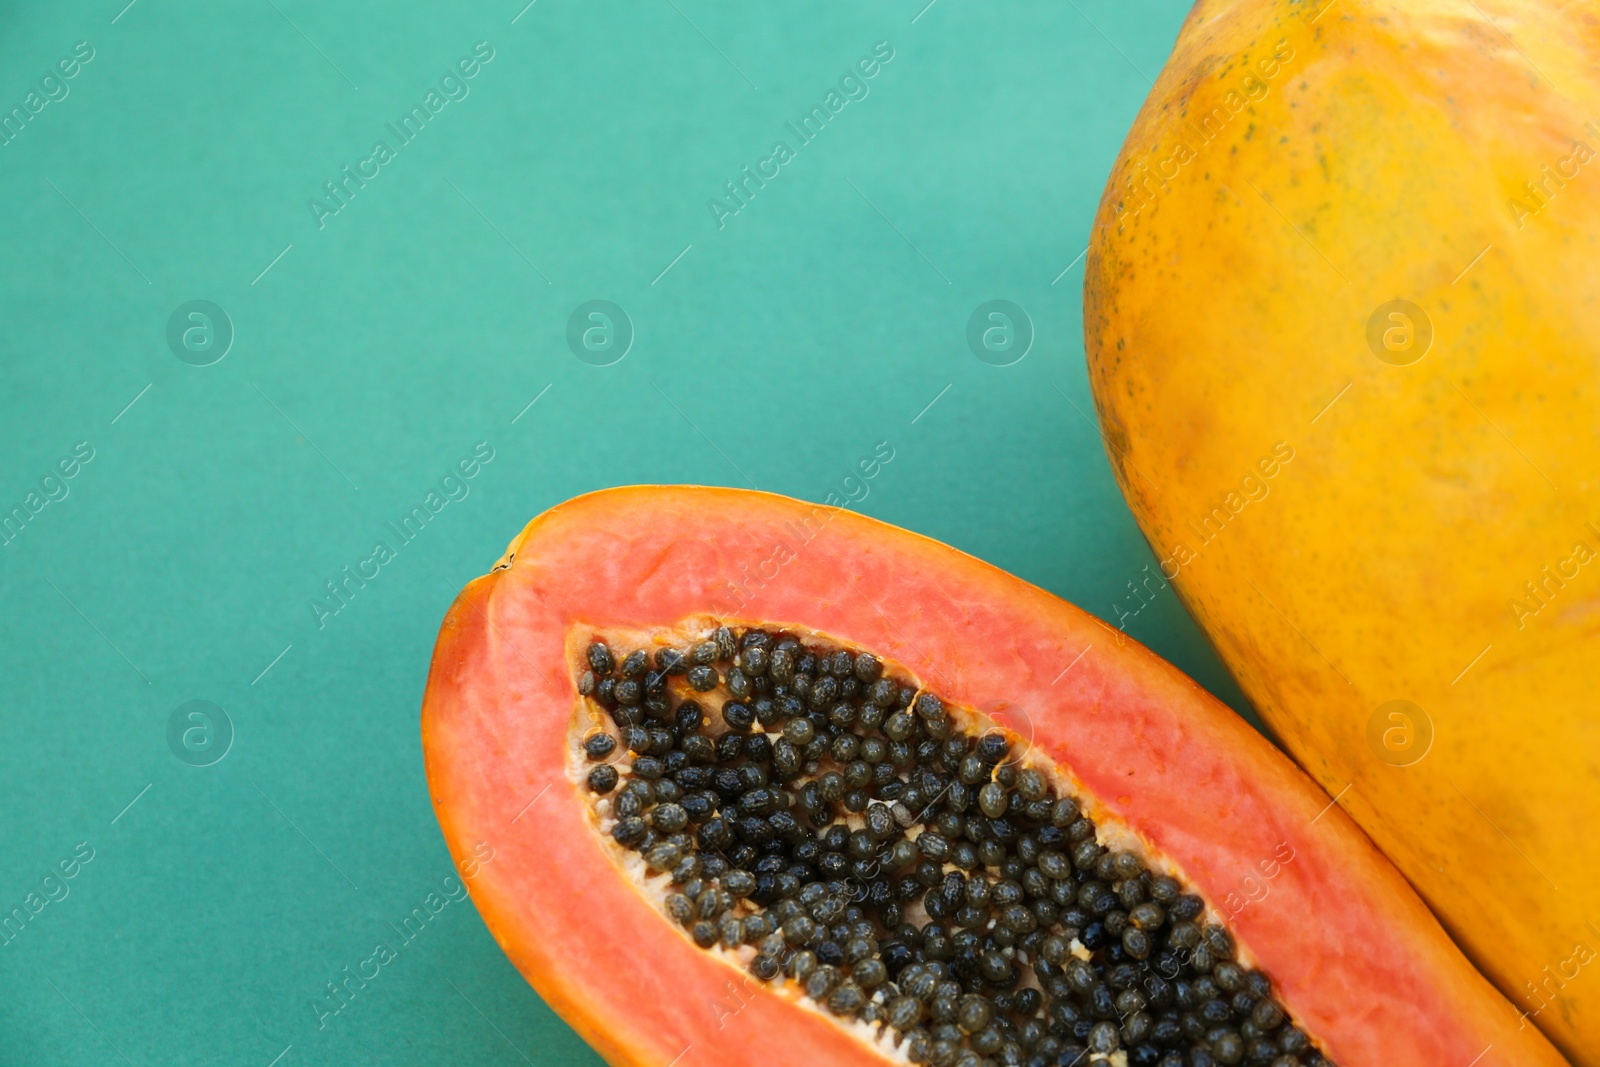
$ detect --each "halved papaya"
[421,486,1564,1067]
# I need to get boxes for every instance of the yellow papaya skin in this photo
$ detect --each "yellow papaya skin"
[1085,0,1600,1060]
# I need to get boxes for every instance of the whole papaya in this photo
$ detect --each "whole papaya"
[1084,0,1600,1060]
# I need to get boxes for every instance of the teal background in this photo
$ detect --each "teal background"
[0,2,1249,1064]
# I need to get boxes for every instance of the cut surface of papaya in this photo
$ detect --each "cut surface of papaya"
[422,486,1565,1067]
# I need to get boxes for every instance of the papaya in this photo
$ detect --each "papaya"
[421,486,1564,1067]
[1082,0,1600,1060]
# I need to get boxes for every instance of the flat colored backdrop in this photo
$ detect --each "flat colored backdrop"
[0,2,1243,1064]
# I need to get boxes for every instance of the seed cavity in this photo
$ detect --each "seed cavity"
[576,629,1334,1067]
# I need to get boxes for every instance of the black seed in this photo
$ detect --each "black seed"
[741,645,770,677]
[1212,1032,1244,1065]
[957,995,993,1033]
[1252,1000,1284,1030]
[770,813,801,844]
[587,765,619,794]
[1142,874,1178,904]
[978,950,1016,986]
[1031,851,1068,881]
[652,803,687,833]
[645,841,682,870]
[587,642,615,674]
[1205,926,1236,962]
[1003,904,1038,934]
[976,733,1009,763]
[1018,798,1050,825]
[784,914,818,943]
[620,649,648,677]
[885,712,916,741]
[737,735,769,766]
[1171,894,1204,922]
[889,995,923,1031]
[809,675,839,710]
[805,965,841,1000]
[738,787,779,817]
[978,782,1008,819]
[844,650,879,682]
[1123,927,1152,960]
[1278,1029,1309,1055]
[687,665,719,692]
[865,804,896,839]
[713,626,737,660]
[844,936,878,965]
[722,701,754,731]
[672,700,704,733]
[783,717,815,745]
[919,831,952,862]
[769,648,796,683]
[956,756,987,786]
[612,817,647,848]
[1072,839,1104,871]
[697,817,732,851]
[664,893,694,925]
[681,791,715,820]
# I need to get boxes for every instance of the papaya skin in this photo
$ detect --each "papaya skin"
[421,485,1565,1067]
[1084,0,1599,1060]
